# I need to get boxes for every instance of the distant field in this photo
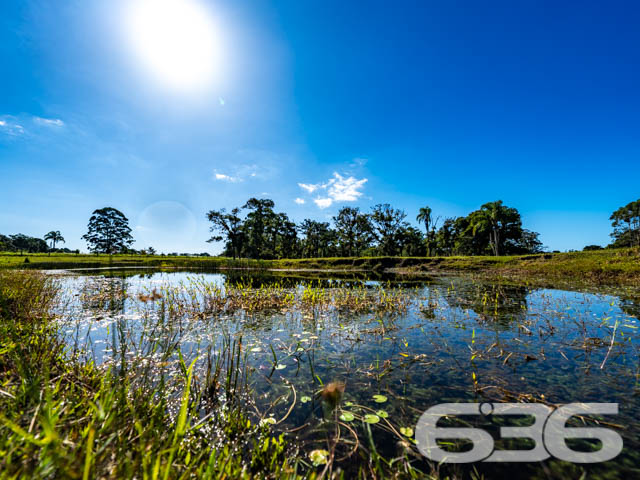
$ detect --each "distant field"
[1,248,639,287]
[0,253,265,270]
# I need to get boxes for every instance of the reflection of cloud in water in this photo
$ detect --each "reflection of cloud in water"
[135,201,197,252]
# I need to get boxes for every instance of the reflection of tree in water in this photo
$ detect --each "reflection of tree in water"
[224,271,427,290]
[79,275,128,315]
[441,280,531,325]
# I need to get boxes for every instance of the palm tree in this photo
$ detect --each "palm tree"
[44,231,65,254]
[416,206,432,234]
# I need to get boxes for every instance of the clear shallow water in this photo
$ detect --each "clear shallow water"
[54,269,640,479]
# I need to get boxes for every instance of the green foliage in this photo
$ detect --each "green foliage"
[44,231,65,250]
[82,207,134,254]
[205,198,542,260]
[610,198,640,247]
[3,233,49,254]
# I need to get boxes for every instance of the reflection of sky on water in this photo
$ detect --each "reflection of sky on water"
[53,270,640,478]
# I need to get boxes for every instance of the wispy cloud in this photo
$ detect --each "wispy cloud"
[298,182,320,194]
[294,198,305,205]
[1,114,65,136]
[33,116,65,127]
[212,159,274,184]
[214,173,240,182]
[298,172,368,209]
[0,117,25,136]
[350,157,368,168]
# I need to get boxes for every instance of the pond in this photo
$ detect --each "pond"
[53,268,640,479]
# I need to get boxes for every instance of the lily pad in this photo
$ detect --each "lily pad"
[339,412,355,422]
[364,413,380,424]
[309,449,329,466]
[300,395,312,404]
[376,410,389,418]
[400,427,414,437]
[372,394,388,403]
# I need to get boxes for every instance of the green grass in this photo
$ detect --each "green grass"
[2,248,639,287]
[271,248,640,286]
[0,252,268,270]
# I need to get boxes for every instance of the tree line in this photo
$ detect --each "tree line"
[207,198,545,259]
[1,198,638,256]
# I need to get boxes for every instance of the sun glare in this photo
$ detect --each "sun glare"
[125,0,220,92]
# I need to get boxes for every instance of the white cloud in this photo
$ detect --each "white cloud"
[298,182,320,194]
[34,117,64,127]
[328,173,367,201]
[214,173,240,182]
[0,117,25,136]
[294,198,305,205]
[298,172,368,208]
[314,197,333,209]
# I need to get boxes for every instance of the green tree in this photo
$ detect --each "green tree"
[434,218,456,256]
[398,225,426,256]
[44,231,65,254]
[370,204,409,256]
[609,199,640,248]
[0,234,14,252]
[242,198,276,259]
[333,207,373,256]
[468,201,522,256]
[299,220,336,258]
[206,207,245,259]
[9,234,48,255]
[82,208,134,254]
[416,206,439,256]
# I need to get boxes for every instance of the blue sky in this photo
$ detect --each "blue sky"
[1,0,639,253]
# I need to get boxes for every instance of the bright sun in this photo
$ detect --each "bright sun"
[125,0,220,92]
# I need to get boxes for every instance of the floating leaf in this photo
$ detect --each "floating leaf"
[400,427,414,437]
[372,394,387,403]
[300,396,311,404]
[344,401,354,407]
[339,412,354,422]
[309,449,329,466]
[260,417,276,426]
[250,347,262,352]
[376,410,388,418]
[364,414,380,424]
[275,364,286,370]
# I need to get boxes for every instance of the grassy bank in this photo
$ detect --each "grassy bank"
[272,248,640,287]
[1,248,639,287]
[0,252,267,270]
